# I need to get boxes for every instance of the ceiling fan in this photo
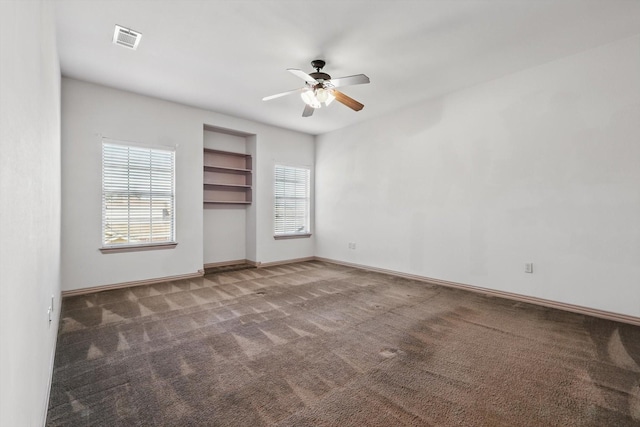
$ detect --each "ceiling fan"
[262,60,370,117]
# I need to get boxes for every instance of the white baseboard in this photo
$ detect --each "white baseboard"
[204,259,248,269]
[315,257,640,327]
[204,259,262,268]
[42,292,62,425]
[61,271,204,297]
[257,256,315,268]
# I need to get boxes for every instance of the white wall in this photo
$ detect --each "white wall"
[62,79,205,290]
[203,130,247,264]
[254,131,315,264]
[316,35,640,318]
[0,1,61,425]
[61,78,314,291]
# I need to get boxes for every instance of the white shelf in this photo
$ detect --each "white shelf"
[203,149,252,205]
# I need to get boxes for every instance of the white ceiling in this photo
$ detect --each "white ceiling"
[53,1,640,135]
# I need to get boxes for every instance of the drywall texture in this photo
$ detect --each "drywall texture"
[316,35,640,318]
[0,1,61,425]
[61,78,314,291]
[203,130,247,264]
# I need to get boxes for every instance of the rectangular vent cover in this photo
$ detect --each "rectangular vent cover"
[113,25,142,50]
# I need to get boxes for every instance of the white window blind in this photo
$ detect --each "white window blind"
[274,165,311,236]
[102,141,175,247]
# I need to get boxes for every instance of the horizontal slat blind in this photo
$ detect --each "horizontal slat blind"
[102,142,175,247]
[274,165,310,235]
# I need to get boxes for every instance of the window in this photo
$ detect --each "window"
[274,164,311,238]
[101,140,176,251]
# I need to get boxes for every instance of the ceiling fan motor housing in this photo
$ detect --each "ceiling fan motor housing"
[310,59,330,81]
[310,71,331,82]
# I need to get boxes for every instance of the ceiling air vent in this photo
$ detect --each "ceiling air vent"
[112,25,142,50]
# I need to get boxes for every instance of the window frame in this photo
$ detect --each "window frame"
[100,139,177,253]
[273,163,312,239]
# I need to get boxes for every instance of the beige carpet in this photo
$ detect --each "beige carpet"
[47,261,640,426]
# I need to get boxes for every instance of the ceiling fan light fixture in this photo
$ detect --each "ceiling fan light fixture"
[317,88,335,106]
[301,89,321,109]
[315,87,329,103]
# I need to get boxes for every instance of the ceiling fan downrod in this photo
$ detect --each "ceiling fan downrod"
[310,59,326,72]
[309,59,331,82]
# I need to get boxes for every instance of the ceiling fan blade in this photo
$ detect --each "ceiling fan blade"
[302,104,314,117]
[328,74,370,88]
[287,68,318,84]
[262,88,302,101]
[332,90,364,111]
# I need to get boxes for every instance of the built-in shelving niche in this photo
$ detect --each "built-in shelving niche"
[203,148,252,205]
[202,123,254,205]
[202,125,255,270]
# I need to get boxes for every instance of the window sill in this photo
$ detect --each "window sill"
[100,242,178,254]
[273,233,312,240]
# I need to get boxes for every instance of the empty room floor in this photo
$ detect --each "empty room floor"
[47,261,640,426]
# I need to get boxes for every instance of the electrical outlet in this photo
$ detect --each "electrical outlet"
[525,263,534,274]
